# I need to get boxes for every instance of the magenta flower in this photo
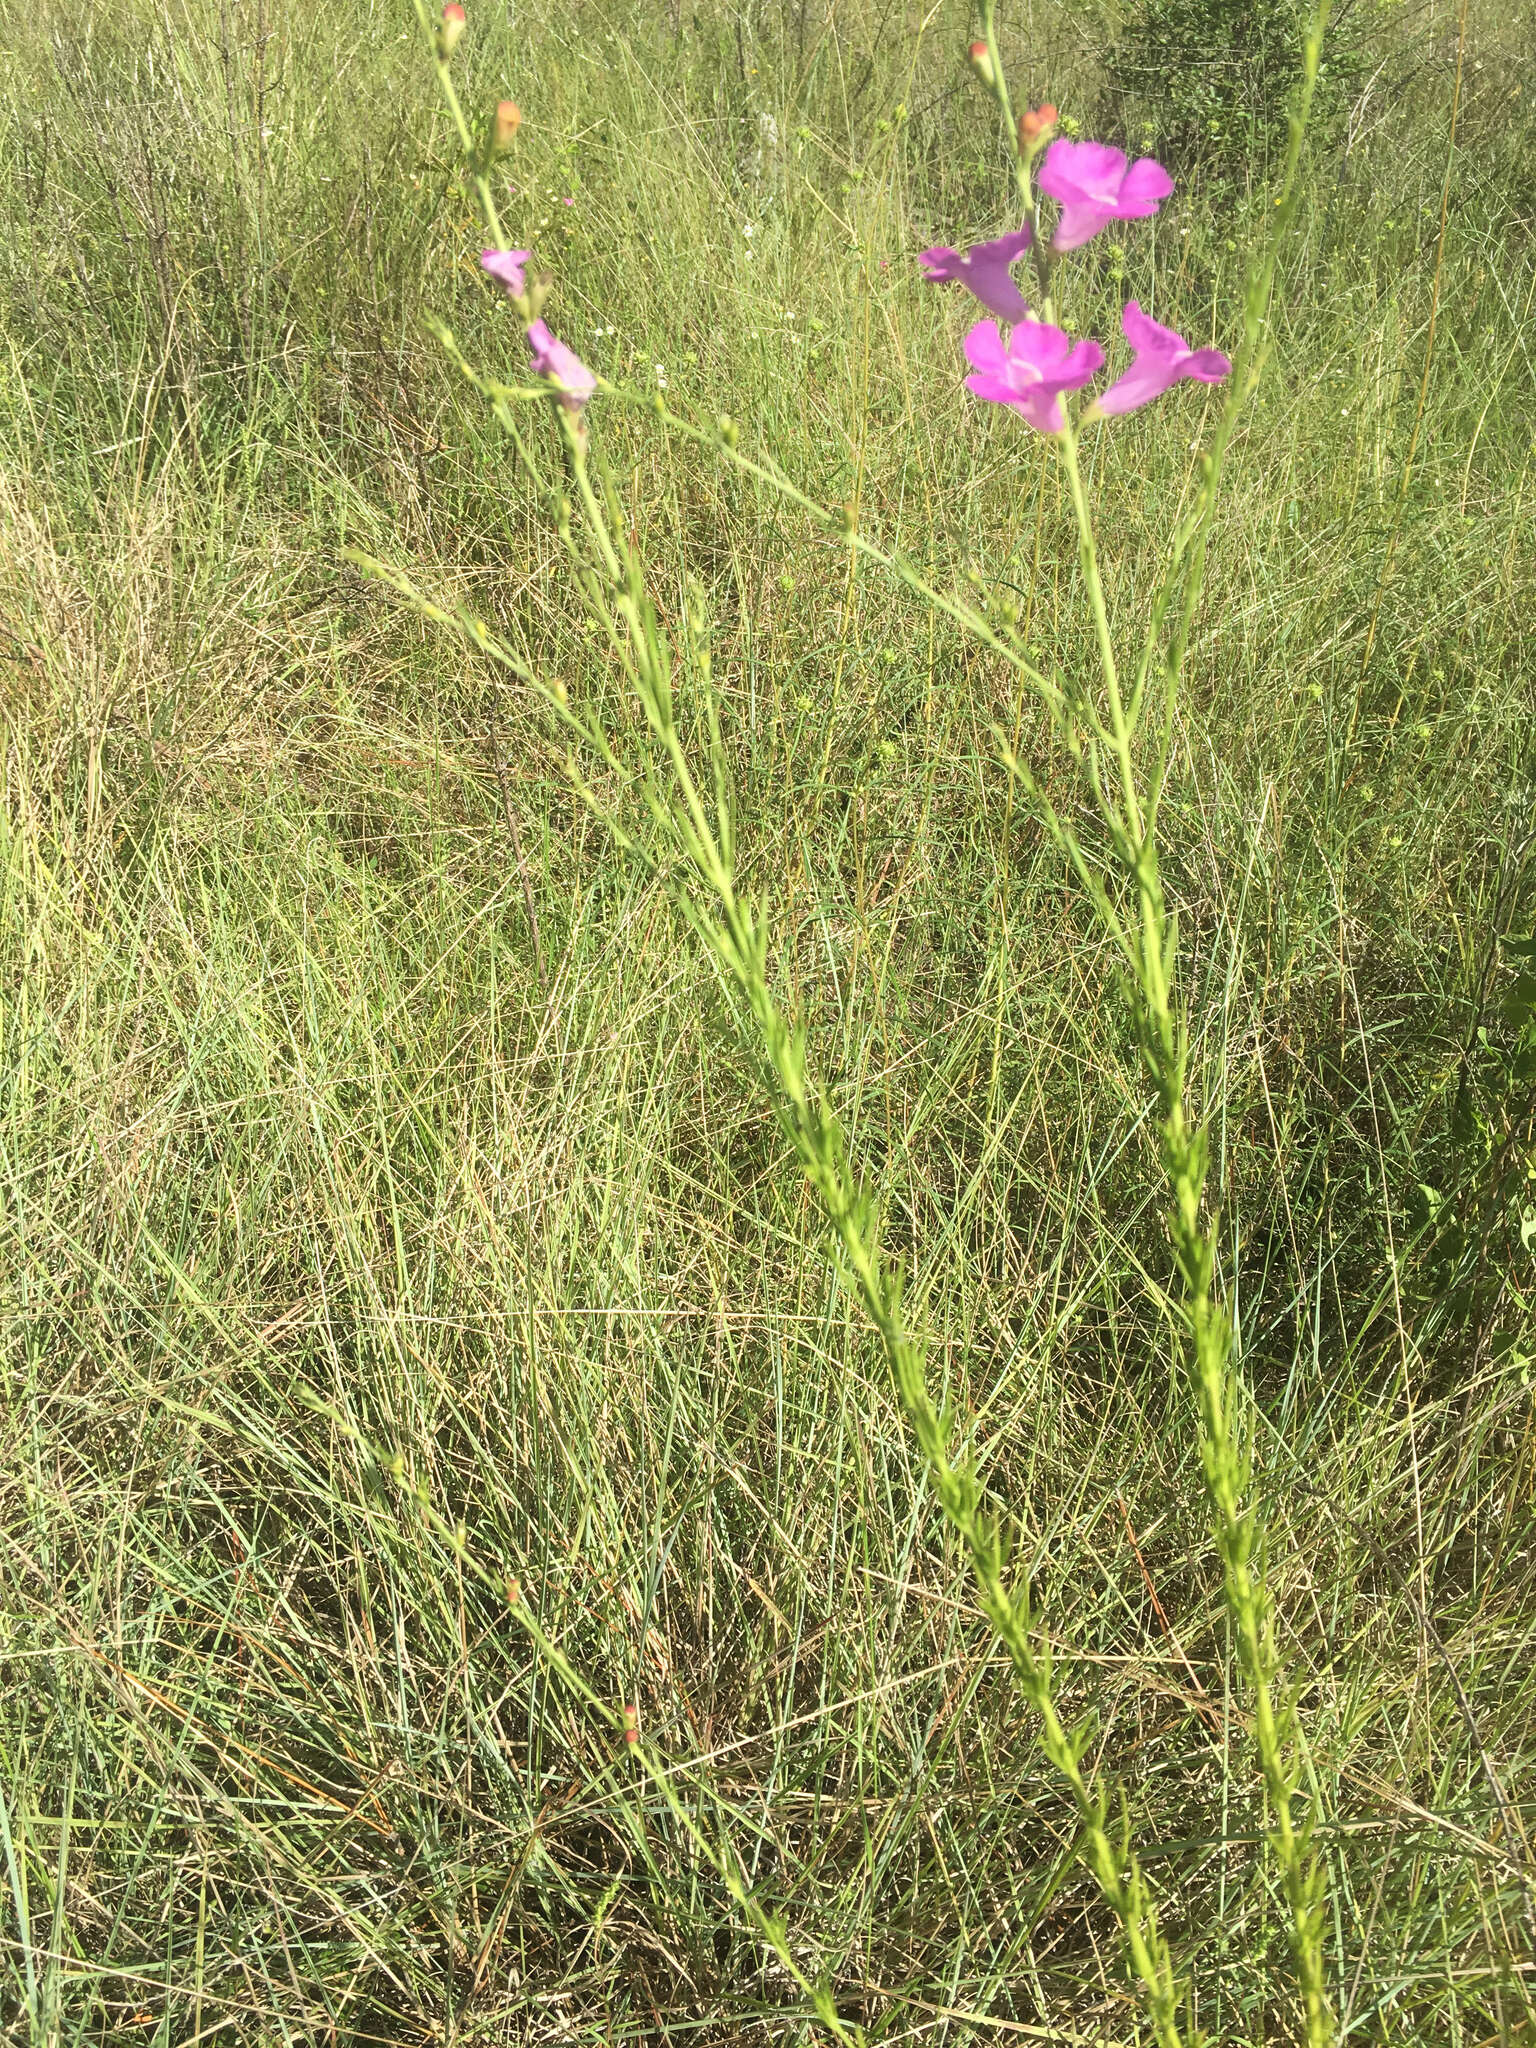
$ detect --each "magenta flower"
[919,226,1034,323]
[1037,139,1174,251]
[963,317,1104,434]
[1095,301,1231,416]
[481,248,532,296]
[527,319,596,408]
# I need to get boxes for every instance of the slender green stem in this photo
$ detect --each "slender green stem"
[1030,14,1336,2036]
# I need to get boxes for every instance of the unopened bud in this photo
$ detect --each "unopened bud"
[490,99,521,154]
[967,40,996,88]
[718,413,739,448]
[622,1703,639,1746]
[435,2,466,59]
[1018,101,1058,150]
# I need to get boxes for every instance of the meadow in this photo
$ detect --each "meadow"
[0,0,1533,2037]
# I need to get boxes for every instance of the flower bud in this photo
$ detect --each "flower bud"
[718,414,740,448]
[967,41,996,88]
[1017,101,1058,151]
[435,2,466,59]
[490,99,521,154]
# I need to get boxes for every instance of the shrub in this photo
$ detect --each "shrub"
[1101,0,1361,174]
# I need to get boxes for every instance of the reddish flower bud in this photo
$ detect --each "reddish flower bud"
[490,99,522,154]
[622,1703,640,1745]
[1017,102,1059,154]
[966,40,996,88]
[435,1,466,58]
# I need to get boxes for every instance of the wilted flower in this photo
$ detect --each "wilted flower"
[919,226,1033,323]
[528,319,596,408]
[480,248,531,296]
[1093,301,1231,416]
[1037,138,1174,250]
[963,317,1103,434]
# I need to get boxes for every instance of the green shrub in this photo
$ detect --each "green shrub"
[1102,0,1361,174]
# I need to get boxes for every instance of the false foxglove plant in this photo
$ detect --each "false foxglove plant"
[359,2,1339,2043]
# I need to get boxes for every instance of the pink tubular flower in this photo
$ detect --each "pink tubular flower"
[527,319,596,407]
[1037,138,1174,251]
[1095,301,1231,416]
[963,317,1103,434]
[919,226,1033,323]
[481,248,532,296]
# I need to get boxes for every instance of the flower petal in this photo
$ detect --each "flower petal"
[962,320,1009,375]
[922,230,1032,322]
[1118,157,1176,213]
[1185,347,1233,383]
[528,319,597,404]
[1018,388,1067,433]
[918,244,963,283]
[1050,201,1113,251]
[1095,357,1181,415]
[1038,138,1128,206]
[481,248,533,294]
[1121,299,1186,358]
[964,369,1023,408]
[1055,337,1107,389]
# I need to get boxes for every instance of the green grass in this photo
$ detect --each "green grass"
[1,0,1534,2037]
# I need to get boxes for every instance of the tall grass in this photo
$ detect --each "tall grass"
[0,0,1533,2037]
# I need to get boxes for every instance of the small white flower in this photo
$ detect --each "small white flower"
[742,222,755,238]
[654,363,668,387]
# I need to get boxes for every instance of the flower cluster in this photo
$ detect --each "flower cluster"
[919,135,1230,435]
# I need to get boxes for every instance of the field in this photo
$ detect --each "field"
[1,0,1534,2037]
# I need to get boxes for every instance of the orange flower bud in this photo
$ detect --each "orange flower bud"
[435,1,466,58]
[491,99,521,154]
[1018,102,1059,149]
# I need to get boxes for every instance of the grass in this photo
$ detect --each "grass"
[0,0,1534,2037]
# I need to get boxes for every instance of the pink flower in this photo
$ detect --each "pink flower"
[1095,301,1231,416]
[963,317,1103,434]
[920,226,1033,323]
[527,319,596,408]
[481,248,532,296]
[1037,139,1174,251]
